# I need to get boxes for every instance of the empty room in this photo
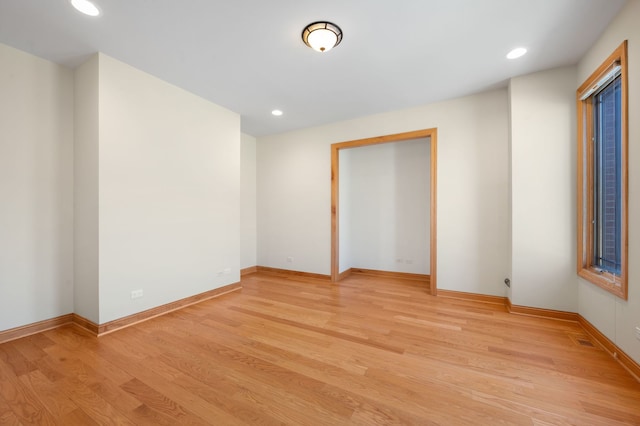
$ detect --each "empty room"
[1,0,639,424]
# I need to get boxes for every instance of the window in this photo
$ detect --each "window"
[577,41,628,299]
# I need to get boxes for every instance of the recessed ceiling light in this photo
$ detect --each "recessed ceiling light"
[506,47,527,59]
[272,110,283,116]
[70,0,100,16]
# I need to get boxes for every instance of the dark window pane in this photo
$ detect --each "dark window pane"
[593,76,621,275]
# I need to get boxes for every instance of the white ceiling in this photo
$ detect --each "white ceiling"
[0,0,626,136]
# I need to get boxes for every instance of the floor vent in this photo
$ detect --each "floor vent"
[568,333,598,348]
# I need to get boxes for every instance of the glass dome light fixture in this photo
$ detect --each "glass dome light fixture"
[302,21,343,52]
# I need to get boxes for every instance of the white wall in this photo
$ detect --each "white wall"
[506,84,514,302]
[338,150,353,274]
[76,54,241,324]
[1,47,242,330]
[74,54,100,323]
[241,132,257,269]
[0,43,74,330]
[257,89,509,296]
[340,139,430,274]
[576,0,640,364]
[509,66,578,312]
[69,54,240,324]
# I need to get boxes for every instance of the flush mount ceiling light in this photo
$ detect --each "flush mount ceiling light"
[271,109,283,116]
[302,21,343,52]
[506,47,527,59]
[70,0,100,16]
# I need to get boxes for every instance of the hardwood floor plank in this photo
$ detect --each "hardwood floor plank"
[43,329,134,386]
[0,358,57,425]
[362,366,533,425]
[58,378,136,426]
[0,345,37,377]
[169,369,284,425]
[137,322,361,424]
[150,330,358,422]
[10,338,48,363]
[470,390,626,426]
[126,403,189,426]
[580,399,640,424]
[56,408,100,426]
[488,345,556,366]
[203,318,524,423]
[85,380,142,417]
[0,411,23,426]
[0,272,639,424]
[119,378,209,425]
[18,370,78,418]
[90,341,245,425]
[229,306,405,354]
[0,394,23,426]
[156,351,338,425]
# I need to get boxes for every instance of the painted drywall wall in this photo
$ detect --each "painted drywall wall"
[0,43,74,330]
[340,139,430,274]
[509,66,578,312]
[241,133,257,269]
[506,84,514,302]
[257,89,509,296]
[576,0,640,364]
[338,150,353,274]
[95,54,241,324]
[74,54,100,323]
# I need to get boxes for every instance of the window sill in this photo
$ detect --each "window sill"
[578,267,627,300]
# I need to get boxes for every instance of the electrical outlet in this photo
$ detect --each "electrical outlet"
[405,259,413,265]
[286,257,293,263]
[131,289,143,299]
[635,326,640,341]
[396,258,403,263]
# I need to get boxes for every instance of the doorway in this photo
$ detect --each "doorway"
[331,129,437,295]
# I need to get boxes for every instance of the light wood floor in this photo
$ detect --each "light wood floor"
[1,272,639,425]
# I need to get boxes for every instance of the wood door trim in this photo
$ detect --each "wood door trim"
[330,128,438,295]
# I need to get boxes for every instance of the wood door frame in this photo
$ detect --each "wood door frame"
[331,128,438,295]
